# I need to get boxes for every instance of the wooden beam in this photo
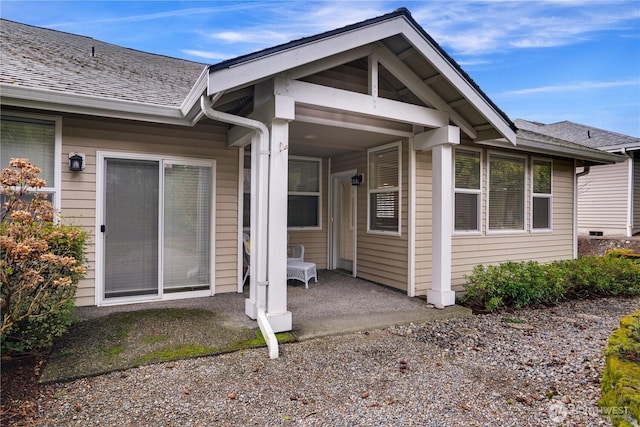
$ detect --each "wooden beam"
[375,44,477,140]
[275,77,448,129]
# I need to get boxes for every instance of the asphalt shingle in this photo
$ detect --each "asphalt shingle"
[0,19,206,107]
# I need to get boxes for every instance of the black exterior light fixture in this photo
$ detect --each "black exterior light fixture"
[351,174,363,186]
[68,152,85,171]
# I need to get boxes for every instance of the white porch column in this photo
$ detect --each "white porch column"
[415,125,460,307]
[266,97,294,332]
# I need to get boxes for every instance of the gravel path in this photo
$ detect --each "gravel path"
[37,297,638,426]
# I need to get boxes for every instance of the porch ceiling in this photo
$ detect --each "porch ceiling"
[287,119,400,157]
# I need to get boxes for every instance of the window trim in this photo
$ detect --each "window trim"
[531,157,553,233]
[486,150,528,235]
[367,140,402,236]
[453,147,482,235]
[287,155,322,231]
[0,111,62,212]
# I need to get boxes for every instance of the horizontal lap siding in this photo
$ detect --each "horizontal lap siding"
[452,158,575,292]
[414,150,432,296]
[59,115,236,306]
[357,141,409,291]
[577,160,628,235]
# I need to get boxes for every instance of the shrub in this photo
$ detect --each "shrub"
[1,158,87,356]
[460,256,640,312]
[601,310,640,426]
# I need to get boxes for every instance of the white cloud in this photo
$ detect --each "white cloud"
[410,1,639,56]
[499,79,640,96]
[181,49,235,61]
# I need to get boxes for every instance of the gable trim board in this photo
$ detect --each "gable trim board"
[0,9,629,357]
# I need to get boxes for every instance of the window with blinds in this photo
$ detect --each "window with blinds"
[454,148,481,232]
[488,153,526,231]
[532,158,552,230]
[0,114,59,208]
[368,142,401,234]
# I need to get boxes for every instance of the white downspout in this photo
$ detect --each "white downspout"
[200,95,279,359]
[574,164,590,258]
[623,149,633,237]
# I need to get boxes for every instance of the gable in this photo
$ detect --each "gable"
[207,9,516,145]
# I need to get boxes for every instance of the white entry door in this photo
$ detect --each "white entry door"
[98,153,214,304]
[331,172,357,274]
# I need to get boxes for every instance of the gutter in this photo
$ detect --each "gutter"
[200,95,279,359]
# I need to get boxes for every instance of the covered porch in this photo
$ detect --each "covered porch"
[75,271,471,342]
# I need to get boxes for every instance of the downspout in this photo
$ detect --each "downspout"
[623,148,633,237]
[574,164,591,258]
[200,95,279,359]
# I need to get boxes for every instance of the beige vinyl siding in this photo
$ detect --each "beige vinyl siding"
[58,114,237,306]
[414,149,433,296]
[452,157,574,292]
[634,153,640,234]
[358,140,409,291]
[288,160,329,269]
[577,160,629,235]
[330,143,409,292]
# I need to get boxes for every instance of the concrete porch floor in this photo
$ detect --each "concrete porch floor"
[74,270,472,341]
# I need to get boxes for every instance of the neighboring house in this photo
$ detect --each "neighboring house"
[0,9,622,355]
[516,119,640,237]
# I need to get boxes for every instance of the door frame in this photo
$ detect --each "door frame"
[329,169,358,277]
[95,151,216,306]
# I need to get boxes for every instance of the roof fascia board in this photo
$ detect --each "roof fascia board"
[375,43,477,139]
[207,18,405,95]
[181,66,209,116]
[277,77,449,128]
[482,136,626,164]
[595,143,640,153]
[401,26,516,145]
[1,84,192,126]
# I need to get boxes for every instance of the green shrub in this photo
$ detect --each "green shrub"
[460,256,640,312]
[1,159,87,356]
[606,248,640,260]
[601,310,640,426]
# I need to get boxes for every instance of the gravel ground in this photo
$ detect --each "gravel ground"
[36,297,638,426]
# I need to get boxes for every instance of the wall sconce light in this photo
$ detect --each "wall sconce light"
[351,174,363,186]
[68,152,85,171]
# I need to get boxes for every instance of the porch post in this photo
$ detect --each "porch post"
[414,125,459,307]
[265,97,294,332]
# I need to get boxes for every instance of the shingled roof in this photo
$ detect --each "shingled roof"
[515,119,639,152]
[0,19,206,107]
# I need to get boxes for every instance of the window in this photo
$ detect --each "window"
[488,153,526,231]
[242,154,322,229]
[454,148,481,232]
[368,142,401,234]
[288,157,321,228]
[532,158,552,231]
[0,114,61,208]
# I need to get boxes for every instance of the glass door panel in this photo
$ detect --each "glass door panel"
[104,158,159,298]
[163,162,212,292]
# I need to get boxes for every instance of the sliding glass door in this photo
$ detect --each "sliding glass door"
[101,154,214,302]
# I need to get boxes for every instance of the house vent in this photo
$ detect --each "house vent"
[589,231,603,236]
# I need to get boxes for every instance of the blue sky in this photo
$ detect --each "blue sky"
[2,0,639,137]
